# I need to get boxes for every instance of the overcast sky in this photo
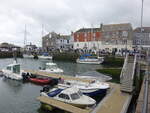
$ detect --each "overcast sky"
[0,0,149,47]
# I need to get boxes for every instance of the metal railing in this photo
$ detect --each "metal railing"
[141,75,149,113]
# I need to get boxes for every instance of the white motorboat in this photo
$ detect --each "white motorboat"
[2,61,23,80]
[23,54,34,59]
[38,55,52,60]
[41,87,96,108]
[39,62,63,74]
[76,54,104,64]
[58,80,110,97]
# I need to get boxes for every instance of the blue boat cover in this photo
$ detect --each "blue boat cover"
[79,54,92,59]
[47,88,63,97]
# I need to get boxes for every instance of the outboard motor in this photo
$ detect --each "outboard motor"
[22,72,30,81]
[50,78,59,86]
[40,85,51,92]
[29,74,36,78]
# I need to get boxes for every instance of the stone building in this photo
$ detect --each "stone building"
[42,32,59,52]
[101,23,133,52]
[42,32,73,51]
[133,27,150,48]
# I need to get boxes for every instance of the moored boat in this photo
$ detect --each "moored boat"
[39,62,63,74]
[57,80,110,97]
[38,52,52,60]
[29,77,51,85]
[76,54,104,64]
[2,61,23,80]
[40,87,96,108]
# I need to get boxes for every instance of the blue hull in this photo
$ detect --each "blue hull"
[83,89,107,97]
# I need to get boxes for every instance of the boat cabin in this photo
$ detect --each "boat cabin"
[46,63,57,69]
[56,88,83,101]
[6,64,20,74]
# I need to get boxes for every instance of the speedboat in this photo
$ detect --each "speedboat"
[40,87,96,108]
[57,80,110,97]
[2,61,23,80]
[39,63,63,74]
[76,54,104,64]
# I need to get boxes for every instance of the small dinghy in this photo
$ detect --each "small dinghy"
[22,73,52,85]
[29,77,51,85]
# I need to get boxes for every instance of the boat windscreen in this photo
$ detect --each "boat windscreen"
[70,93,80,100]
[47,88,63,97]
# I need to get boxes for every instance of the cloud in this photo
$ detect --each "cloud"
[0,0,149,46]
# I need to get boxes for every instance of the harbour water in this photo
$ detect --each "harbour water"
[0,58,103,113]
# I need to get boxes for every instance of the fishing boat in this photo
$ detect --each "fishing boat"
[2,60,23,80]
[39,62,63,74]
[76,54,104,64]
[57,80,110,97]
[41,87,96,108]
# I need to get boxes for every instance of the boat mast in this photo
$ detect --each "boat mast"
[24,24,27,47]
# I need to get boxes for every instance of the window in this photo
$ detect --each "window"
[77,43,79,47]
[58,93,70,100]
[67,40,69,44]
[84,33,87,37]
[70,93,80,100]
[7,66,11,71]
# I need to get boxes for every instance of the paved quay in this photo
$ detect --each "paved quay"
[135,77,150,113]
[94,83,132,113]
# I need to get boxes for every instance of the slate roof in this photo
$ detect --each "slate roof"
[75,28,101,33]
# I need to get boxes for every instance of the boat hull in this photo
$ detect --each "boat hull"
[76,59,103,64]
[2,69,22,80]
[29,78,51,85]
[38,56,52,60]
[82,88,107,97]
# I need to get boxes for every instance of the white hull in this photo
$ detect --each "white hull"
[23,54,34,58]
[39,69,63,74]
[2,69,23,80]
[76,56,104,64]
[38,56,52,60]
[76,60,103,64]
